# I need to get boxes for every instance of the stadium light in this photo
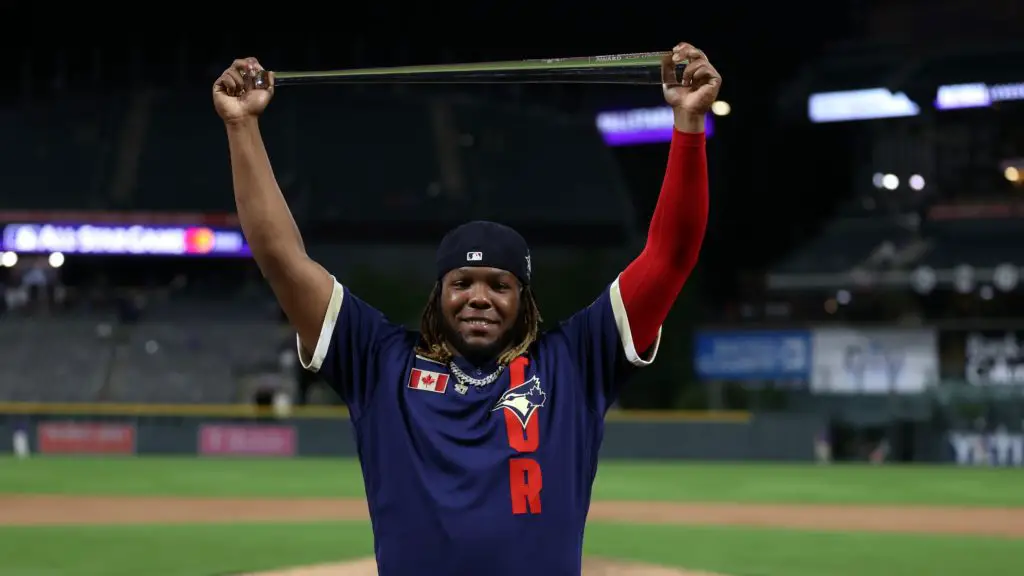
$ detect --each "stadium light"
[882,174,899,190]
[836,289,851,305]
[994,264,1019,292]
[912,266,936,295]
[953,264,975,294]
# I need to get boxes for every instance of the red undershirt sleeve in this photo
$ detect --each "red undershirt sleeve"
[617,129,709,355]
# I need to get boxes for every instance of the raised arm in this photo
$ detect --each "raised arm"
[560,44,719,415]
[214,58,332,357]
[618,43,719,353]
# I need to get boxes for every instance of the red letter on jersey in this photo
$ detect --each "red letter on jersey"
[505,357,542,515]
[509,457,543,514]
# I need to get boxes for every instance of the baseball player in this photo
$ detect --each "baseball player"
[213,42,717,576]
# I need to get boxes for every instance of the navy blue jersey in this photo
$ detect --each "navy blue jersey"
[298,276,660,576]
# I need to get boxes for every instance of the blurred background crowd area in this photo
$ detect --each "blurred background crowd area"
[2,0,1024,419]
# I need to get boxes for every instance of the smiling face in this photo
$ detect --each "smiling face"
[438,266,522,365]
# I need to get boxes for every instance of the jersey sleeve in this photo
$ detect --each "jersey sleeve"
[296,276,402,419]
[560,274,662,415]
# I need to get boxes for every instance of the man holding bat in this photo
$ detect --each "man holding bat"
[214,42,718,576]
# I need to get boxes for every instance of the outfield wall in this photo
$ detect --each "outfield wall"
[0,404,822,461]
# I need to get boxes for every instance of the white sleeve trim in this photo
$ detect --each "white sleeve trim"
[609,275,662,367]
[296,277,344,373]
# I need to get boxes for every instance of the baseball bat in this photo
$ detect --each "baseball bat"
[253,52,687,88]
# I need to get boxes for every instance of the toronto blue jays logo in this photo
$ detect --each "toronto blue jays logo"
[491,376,546,429]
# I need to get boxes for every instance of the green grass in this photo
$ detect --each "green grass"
[2,457,1024,506]
[593,461,1024,506]
[0,521,1020,576]
[0,457,367,498]
[0,522,372,576]
[584,523,1024,576]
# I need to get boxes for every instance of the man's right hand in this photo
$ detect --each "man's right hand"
[213,57,274,124]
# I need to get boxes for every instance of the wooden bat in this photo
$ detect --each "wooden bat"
[253,52,687,87]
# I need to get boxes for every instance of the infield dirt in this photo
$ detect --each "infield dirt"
[2,496,1021,575]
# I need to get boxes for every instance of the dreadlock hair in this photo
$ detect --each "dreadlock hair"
[415,281,542,366]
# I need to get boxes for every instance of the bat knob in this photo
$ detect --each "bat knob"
[252,69,270,90]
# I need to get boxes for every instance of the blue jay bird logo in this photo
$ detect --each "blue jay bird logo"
[492,376,546,429]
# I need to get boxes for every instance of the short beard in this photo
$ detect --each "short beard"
[440,317,518,367]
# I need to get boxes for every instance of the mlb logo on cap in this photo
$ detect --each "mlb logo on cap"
[466,251,483,261]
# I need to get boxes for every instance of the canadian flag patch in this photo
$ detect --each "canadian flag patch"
[408,368,449,394]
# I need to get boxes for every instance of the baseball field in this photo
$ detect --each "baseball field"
[0,458,1021,576]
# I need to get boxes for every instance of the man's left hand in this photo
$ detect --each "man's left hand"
[662,43,722,118]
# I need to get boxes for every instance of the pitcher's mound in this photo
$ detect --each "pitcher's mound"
[239,556,732,576]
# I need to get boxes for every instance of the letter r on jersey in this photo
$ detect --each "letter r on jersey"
[508,457,542,514]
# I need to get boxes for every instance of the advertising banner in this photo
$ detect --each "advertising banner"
[810,328,938,394]
[37,422,136,455]
[596,107,714,146]
[199,424,296,457]
[947,429,1024,467]
[694,330,811,381]
[940,330,1024,386]
[1,223,250,257]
